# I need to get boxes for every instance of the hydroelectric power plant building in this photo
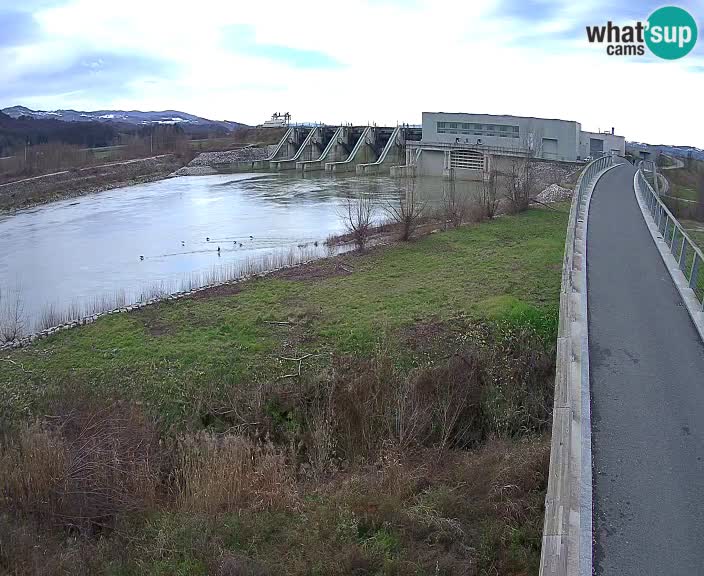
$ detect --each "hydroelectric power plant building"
[402,112,626,180]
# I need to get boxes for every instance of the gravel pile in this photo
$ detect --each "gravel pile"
[188,147,270,166]
[536,183,573,203]
[172,165,219,176]
[172,147,273,176]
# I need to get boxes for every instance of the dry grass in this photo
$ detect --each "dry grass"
[0,401,161,534]
[175,433,294,514]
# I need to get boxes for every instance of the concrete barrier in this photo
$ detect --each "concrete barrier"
[539,157,618,576]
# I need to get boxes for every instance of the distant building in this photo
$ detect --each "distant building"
[260,112,291,128]
[409,112,625,179]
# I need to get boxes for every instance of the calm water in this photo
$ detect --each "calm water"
[0,172,480,332]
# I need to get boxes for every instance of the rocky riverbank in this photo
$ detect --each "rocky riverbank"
[0,155,183,212]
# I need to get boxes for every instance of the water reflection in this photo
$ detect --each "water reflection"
[0,172,480,332]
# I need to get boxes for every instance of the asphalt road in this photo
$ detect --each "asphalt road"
[588,162,704,576]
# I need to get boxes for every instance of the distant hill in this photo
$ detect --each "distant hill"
[627,141,704,161]
[0,111,118,151]
[1,106,246,133]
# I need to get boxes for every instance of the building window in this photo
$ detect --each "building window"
[436,120,520,139]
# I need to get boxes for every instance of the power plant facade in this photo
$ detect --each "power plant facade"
[408,112,625,180]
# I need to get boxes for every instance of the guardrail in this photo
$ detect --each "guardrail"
[540,153,614,576]
[407,140,580,163]
[637,164,704,307]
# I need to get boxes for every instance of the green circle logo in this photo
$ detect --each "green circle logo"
[645,6,698,60]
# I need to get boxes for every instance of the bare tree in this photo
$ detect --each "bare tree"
[340,192,375,251]
[503,134,541,213]
[385,178,426,241]
[0,287,25,343]
[479,167,500,219]
[503,158,529,213]
[442,180,465,228]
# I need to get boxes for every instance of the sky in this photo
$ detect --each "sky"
[0,0,703,147]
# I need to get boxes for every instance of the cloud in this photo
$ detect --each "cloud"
[222,24,343,69]
[0,49,175,104]
[0,0,702,147]
[0,10,41,47]
[495,0,565,23]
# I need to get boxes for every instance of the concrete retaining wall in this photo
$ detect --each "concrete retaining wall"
[540,158,616,576]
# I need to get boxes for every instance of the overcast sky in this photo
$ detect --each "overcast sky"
[1,0,702,146]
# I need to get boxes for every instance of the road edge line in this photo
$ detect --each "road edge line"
[578,162,619,576]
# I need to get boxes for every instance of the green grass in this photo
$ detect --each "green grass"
[671,183,698,202]
[0,206,568,576]
[0,206,569,427]
[681,219,704,251]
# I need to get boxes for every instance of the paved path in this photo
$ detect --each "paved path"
[661,154,685,170]
[588,162,704,576]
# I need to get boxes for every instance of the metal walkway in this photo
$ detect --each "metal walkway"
[588,163,704,575]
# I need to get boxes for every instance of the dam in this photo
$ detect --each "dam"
[179,111,625,181]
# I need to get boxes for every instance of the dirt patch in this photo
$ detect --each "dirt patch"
[185,282,244,301]
[272,259,355,281]
[401,317,488,355]
[134,307,176,337]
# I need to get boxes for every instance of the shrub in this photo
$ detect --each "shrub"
[0,401,161,533]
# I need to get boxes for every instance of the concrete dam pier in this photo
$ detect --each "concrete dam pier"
[208,124,422,176]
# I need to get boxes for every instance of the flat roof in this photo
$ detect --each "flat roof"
[423,111,580,125]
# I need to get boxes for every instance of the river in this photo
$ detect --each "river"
[0,172,480,333]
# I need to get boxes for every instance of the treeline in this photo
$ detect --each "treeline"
[0,112,231,156]
[0,121,196,182]
[0,112,118,152]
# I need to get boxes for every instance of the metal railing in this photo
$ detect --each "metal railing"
[637,163,704,306]
[571,154,614,256]
[576,154,613,207]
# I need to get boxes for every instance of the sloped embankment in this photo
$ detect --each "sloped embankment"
[0,154,182,211]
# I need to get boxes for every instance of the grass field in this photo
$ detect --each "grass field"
[0,205,569,575]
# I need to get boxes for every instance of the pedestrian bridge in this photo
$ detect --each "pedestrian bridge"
[540,157,704,576]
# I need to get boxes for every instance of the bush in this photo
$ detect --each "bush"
[0,401,161,534]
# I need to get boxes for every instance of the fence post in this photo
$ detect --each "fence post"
[680,237,688,271]
[690,254,700,290]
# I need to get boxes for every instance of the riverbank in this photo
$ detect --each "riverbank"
[0,205,568,575]
[0,154,184,212]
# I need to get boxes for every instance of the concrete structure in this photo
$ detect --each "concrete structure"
[296,126,366,172]
[251,126,311,170]
[402,112,625,180]
[628,146,660,163]
[260,112,290,128]
[270,126,337,171]
[356,126,422,175]
[325,126,396,173]
[579,129,625,159]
